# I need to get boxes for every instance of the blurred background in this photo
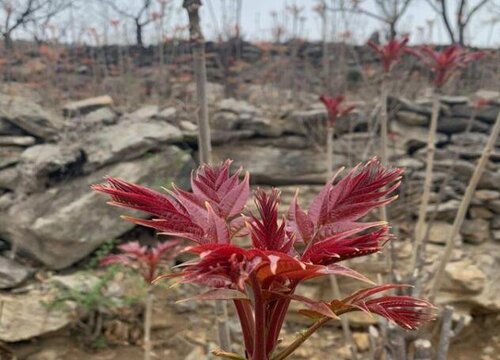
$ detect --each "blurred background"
[0,1,499,359]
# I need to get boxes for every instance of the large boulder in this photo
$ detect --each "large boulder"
[3,146,194,269]
[82,118,183,172]
[0,94,63,139]
[213,144,345,185]
[0,146,23,169]
[0,290,72,342]
[17,144,85,193]
[0,256,32,289]
[62,95,114,117]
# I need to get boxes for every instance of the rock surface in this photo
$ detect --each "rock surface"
[3,147,194,269]
[0,94,63,139]
[62,95,114,117]
[0,256,32,289]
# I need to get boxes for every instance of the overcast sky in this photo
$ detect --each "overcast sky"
[7,0,499,47]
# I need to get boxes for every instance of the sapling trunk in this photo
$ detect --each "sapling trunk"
[412,94,440,269]
[144,287,153,360]
[184,0,212,165]
[378,75,392,278]
[413,109,477,297]
[430,109,500,301]
[436,306,453,360]
[183,0,229,350]
[325,125,358,360]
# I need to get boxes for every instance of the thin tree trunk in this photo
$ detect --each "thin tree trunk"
[183,2,227,354]
[412,94,440,269]
[436,306,453,360]
[326,125,358,360]
[144,288,153,360]
[184,0,212,165]
[430,109,500,301]
[136,20,143,47]
[412,109,477,297]
[3,32,13,49]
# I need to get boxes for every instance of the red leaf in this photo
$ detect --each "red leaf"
[286,190,314,244]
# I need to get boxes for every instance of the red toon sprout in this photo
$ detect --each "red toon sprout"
[93,159,435,360]
[414,44,485,88]
[368,35,410,73]
[101,240,180,285]
[319,95,356,127]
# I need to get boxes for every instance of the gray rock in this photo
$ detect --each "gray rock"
[248,136,309,149]
[395,110,429,126]
[392,120,447,153]
[0,118,25,135]
[0,135,36,146]
[388,96,432,116]
[0,290,72,342]
[179,120,197,132]
[428,222,462,245]
[469,206,494,220]
[442,259,487,294]
[433,159,500,190]
[239,117,283,137]
[81,107,117,126]
[492,230,500,242]
[475,90,500,105]
[0,192,15,211]
[211,111,239,131]
[451,104,499,124]
[0,146,23,169]
[440,95,469,105]
[444,144,500,162]
[0,166,18,191]
[394,157,424,170]
[156,107,177,122]
[437,116,490,134]
[213,144,346,185]
[129,105,159,121]
[62,95,114,117]
[451,132,489,146]
[0,256,32,289]
[461,218,491,244]
[0,94,63,139]
[17,144,84,193]
[217,98,261,116]
[3,147,194,269]
[492,216,500,229]
[82,119,183,172]
[423,199,460,222]
[487,200,500,214]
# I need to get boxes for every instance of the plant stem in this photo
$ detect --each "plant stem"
[212,349,247,360]
[326,125,335,180]
[144,287,153,360]
[325,124,357,359]
[436,306,453,360]
[412,109,477,297]
[379,75,392,278]
[271,317,330,360]
[430,109,500,301]
[251,275,267,360]
[234,299,255,356]
[412,94,440,269]
[184,1,230,352]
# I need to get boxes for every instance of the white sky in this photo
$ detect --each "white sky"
[7,0,500,47]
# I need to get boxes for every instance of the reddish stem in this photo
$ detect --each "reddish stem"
[234,299,255,358]
[251,275,267,360]
[266,298,291,354]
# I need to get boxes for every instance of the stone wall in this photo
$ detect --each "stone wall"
[0,86,499,342]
